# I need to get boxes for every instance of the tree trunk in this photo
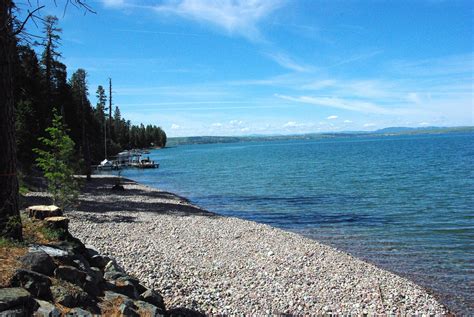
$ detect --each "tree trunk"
[0,0,23,240]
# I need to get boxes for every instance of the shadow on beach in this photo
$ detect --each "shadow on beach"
[76,176,217,219]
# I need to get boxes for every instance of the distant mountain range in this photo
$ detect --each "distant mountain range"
[167,126,474,146]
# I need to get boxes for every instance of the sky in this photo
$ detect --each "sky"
[24,0,473,137]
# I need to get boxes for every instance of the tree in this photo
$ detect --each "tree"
[34,112,79,209]
[70,68,92,180]
[0,1,93,241]
[0,0,23,240]
[40,15,62,125]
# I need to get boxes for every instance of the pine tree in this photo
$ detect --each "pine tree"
[70,69,92,179]
[34,112,79,210]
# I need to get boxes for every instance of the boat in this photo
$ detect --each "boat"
[137,157,159,169]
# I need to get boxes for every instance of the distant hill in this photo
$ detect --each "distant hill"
[167,126,474,146]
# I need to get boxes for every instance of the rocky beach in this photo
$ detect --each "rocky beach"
[47,175,447,315]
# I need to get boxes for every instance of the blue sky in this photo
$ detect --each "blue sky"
[28,0,473,137]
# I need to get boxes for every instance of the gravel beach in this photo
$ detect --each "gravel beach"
[62,175,446,315]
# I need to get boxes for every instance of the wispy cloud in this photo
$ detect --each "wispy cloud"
[327,115,338,120]
[328,50,383,68]
[102,0,125,8]
[264,52,312,72]
[153,0,286,41]
[275,94,418,116]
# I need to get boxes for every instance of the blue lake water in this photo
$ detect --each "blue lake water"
[116,132,473,314]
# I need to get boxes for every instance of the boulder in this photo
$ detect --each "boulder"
[104,260,125,274]
[89,255,110,269]
[105,279,139,299]
[9,269,52,300]
[44,217,69,231]
[84,245,99,258]
[50,285,88,308]
[71,254,91,272]
[139,289,165,310]
[119,303,139,317]
[27,205,62,220]
[29,245,69,259]
[54,266,87,286]
[0,287,37,312]
[134,300,166,317]
[20,250,56,276]
[88,267,103,283]
[65,308,93,317]
[34,299,61,317]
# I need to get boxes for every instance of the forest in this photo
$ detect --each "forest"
[14,15,167,173]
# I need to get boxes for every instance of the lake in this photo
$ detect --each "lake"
[116,132,474,314]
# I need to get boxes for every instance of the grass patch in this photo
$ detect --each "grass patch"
[38,226,67,241]
[19,185,29,195]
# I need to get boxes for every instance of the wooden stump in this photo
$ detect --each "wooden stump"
[44,217,69,231]
[27,205,63,220]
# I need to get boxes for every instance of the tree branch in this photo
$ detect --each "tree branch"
[12,5,45,36]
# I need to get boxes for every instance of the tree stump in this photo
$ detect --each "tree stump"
[44,217,69,231]
[27,205,63,220]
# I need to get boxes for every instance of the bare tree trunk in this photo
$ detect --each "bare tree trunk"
[0,0,23,240]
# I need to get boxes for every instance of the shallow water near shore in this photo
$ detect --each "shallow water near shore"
[112,132,473,314]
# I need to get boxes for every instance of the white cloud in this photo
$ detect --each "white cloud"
[153,0,285,40]
[275,94,418,116]
[327,115,338,120]
[265,52,311,72]
[343,120,353,123]
[240,127,250,132]
[102,0,125,7]
[418,122,430,126]
[171,124,181,129]
[229,120,244,126]
[211,122,223,127]
[363,123,376,127]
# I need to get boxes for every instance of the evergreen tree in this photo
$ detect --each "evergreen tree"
[40,15,62,127]
[70,69,92,179]
[34,112,79,209]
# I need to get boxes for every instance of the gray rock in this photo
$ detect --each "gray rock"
[134,300,166,317]
[54,266,87,286]
[34,299,61,317]
[0,307,27,316]
[50,285,88,308]
[9,269,52,300]
[29,245,69,258]
[139,289,165,310]
[103,290,133,304]
[88,267,103,283]
[105,279,139,299]
[0,287,37,312]
[83,277,102,297]
[119,303,139,317]
[84,245,99,258]
[71,254,91,272]
[103,271,127,281]
[20,250,56,276]
[104,260,125,274]
[89,255,110,269]
[65,308,93,317]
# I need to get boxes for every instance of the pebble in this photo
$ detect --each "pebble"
[61,176,447,315]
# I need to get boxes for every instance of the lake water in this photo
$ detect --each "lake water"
[116,133,473,314]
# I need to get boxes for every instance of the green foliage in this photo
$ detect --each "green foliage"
[34,111,79,209]
[0,237,25,248]
[38,226,67,241]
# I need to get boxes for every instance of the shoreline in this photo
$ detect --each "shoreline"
[65,175,446,314]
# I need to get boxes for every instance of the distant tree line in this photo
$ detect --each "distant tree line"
[14,15,167,173]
